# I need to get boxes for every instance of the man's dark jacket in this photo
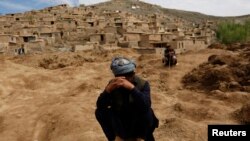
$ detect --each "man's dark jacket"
[96,76,158,141]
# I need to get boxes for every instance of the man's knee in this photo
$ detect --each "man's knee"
[95,108,113,124]
[95,108,115,141]
[95,108,102,121]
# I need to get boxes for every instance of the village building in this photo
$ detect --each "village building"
[0,34,10,54]
[0,1,217,55]
[169,37,207,54]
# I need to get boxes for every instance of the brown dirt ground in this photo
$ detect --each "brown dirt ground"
[0,47,249,141]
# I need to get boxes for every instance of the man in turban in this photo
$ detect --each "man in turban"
[95,57,159,141]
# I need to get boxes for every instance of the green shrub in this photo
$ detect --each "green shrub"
[216,21,250,44]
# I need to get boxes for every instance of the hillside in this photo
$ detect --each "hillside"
[1,0,250,55]
[91,0,250,24]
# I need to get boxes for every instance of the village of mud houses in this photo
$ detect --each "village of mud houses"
[0,0,250,141]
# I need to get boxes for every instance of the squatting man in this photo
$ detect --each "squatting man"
[95,56,159,141]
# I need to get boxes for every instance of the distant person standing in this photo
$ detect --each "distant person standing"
[95,57,159,141]
[18,44,25,55]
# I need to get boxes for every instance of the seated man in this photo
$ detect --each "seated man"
[95,57,159,141]
[164,46,175,58]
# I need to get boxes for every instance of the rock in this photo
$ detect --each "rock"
[234,102,250,124]
[174,103,183,112]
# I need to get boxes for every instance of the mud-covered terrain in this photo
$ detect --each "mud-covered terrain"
[0,45,249,141]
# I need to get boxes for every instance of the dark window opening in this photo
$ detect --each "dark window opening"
[16,18,20,21]
[153,43,166,48]
[88,22,94,27]
[51,21,54,25]
[115,23,123,27]
[101,34,104,42]
[23,37,29,42]
[23,36,35,42]
[60,32,64,38]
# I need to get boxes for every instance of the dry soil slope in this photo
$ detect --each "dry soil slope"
[0,48,249,141]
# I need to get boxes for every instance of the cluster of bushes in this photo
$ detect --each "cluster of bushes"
[216,21,250,44]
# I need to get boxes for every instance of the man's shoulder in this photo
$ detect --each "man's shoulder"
[134,75,148,90]
[134,75,146,82]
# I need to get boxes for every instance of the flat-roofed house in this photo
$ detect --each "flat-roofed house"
[0,34,10,54]
[118,31,142,48]
[140,33,168,48]
[90,33,116,45]
[0,34,20,54]
[25,39,45,53]
[169,37,207,54]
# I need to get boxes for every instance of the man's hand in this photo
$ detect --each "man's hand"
[105,77,135,93]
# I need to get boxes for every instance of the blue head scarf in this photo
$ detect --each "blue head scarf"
[110,57,136,76]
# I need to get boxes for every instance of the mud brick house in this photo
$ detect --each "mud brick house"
[139,33,169,48]
[0,34,10,53]
[121,31,144,48]
[170,38,206,54]
[25,40,45,53]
